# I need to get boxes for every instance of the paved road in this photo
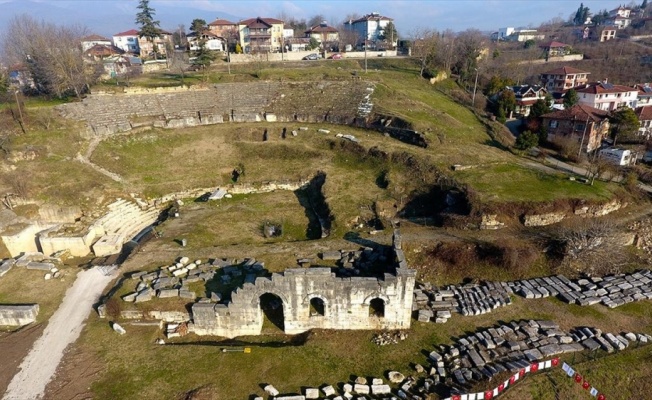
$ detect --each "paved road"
[3,267,117,400]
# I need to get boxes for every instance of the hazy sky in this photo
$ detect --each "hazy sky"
[0,0,634,34]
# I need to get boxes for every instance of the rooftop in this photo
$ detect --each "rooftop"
[541,104,610,122]
[345,12,393,24]
[541,66,590,76]
[575,82,637,95]
[208,18,236,26]
[637,106,652,121]
[82,34,110,42]
[114,29,139,37]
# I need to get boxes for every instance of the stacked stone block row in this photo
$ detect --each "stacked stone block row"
[417,320,651,396]
[510,270,652,308]
[414,281,513,323]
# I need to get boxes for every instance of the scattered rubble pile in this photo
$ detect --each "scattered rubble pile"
[357,86,374,119]
[122,256,267,303]
[165,322,188,339]
[416,270,652,324]
[319,246,391,277]
[372,330,408,346]
[0,252,63,280]
[258,375,393,400]
[421,320,651,396]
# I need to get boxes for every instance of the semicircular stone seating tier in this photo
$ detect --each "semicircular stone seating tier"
[56,81,375,136]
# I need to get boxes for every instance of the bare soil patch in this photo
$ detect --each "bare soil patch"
[0,324,45,395]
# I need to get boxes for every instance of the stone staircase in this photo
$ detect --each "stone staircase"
[91,199,159,257]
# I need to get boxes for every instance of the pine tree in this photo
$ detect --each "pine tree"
[136,0,161,43]
[563,89,579,109]
[643,0,648,10]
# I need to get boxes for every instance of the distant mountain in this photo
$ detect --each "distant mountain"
[0,0,242,37]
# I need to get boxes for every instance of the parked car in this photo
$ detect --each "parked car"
[329,53,343,60]
[303,53,320,60]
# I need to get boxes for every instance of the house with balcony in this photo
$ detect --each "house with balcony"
[539,41,571,58]
[112,29,140,54]
[504,85,549,117]
[635,83,652,106]
[237,17,284,53]
[575,81,639,111]
[187,32,225,52]
[305,23,339,45]
[540,66,590,94]
[541,104,610,152]
[636,106,652,139]
[343,12,393,47]
[137,30,173,58]
[606,6,632,28]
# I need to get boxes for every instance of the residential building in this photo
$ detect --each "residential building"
[113,29,140,54]
[84,44,124,60]
[81,34,112,51]
[540,66,590,93]
[208,18,238,48]
[237,17,284,53]
[492,27,516,41]
[575,81,639,111]
[594,26,617,42]
[187,32,225,52]
[539,41,571,57]
[285,37,311,52]
[507,29,545,42]
[635,83,652,106]
[283,28,294,38]
[137,30,173,58]
[599,148,636,166]
[505,85,549,117]
[606,7,632,28]
[102,55,142,79]
[305,22,339,45]
[636,106,652,138]
[541,104,610,152]
[343,12,393,45]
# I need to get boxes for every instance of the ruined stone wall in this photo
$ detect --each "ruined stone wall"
[192,230,415,338]
[192,267,415,337]
[0,304,39,326]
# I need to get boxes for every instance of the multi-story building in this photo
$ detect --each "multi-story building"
[112,29,140,54]
[576,81,639,111]
[606,6,632,29]
[237,17,284,53]
[343,12,393,46]
[208,18,238,48]
[80,34,112,51]
[635,83,652,106]
[305,22,339,45]
[540,66,590,93]
[541,104,610,152]
[505,85,549,117]
[137,30,173,58]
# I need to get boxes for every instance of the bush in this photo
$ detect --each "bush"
[515,130,539,150]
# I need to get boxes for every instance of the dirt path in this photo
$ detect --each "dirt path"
[2,267,117,400]
[75,136,124,183]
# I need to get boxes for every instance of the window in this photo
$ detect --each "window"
[309,298,325,317]
[369,298,385,317]
[575,123,586,131]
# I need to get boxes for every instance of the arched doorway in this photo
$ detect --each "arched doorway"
[259,293,284,331]
[309,297,325,317]
[369,298,385,318]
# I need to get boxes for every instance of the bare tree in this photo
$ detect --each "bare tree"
[308,14,326,28]
[410,29,439,78]
[2,14,100,99]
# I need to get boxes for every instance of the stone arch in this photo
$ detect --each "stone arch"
[363,293,390,306]
[368,297,386,318]
[257,292,285,331]
[304,293,329,317]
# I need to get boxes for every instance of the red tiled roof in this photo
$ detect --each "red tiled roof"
[541,104,609,122]
[239,17,283,26]
[114,29,139,37]
[539,41,568,48]
[541,66,590,76]
[637,106,652,121]
[305,25,338,34]
[208,18,236,26]
[85,44,124,57]
[82,34,110,42]
[574,82,637,94]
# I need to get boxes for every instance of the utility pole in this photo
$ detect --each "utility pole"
[14,90,25,133]
[472,68,479,107]
[578,116,590,159]
[364,38,368,73]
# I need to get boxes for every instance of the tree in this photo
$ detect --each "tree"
[2,15,100,99]
[563,89,579,108]
[308,37,320,50]
[451,29,487,83]
[189,18,207,34]
[643,0,648,10]
[172,24,187,49]
[308,14,326,28]
[410,29,439,78]
[235,43,243,54]
[0,68,8,95]
[610,107,640,144]
[515,130,539,150]
[484,76,514,97]
[495,90,516,119]
[529,98,552,119]
[136,0,161,48]
[573,3,590,25]
[523,39,536,49]
[379,22,399,47]
[592,9,609,25]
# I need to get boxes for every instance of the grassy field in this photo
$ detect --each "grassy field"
[77,289,652,400]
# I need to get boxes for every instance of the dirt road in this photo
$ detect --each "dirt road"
[2,267,117,400]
